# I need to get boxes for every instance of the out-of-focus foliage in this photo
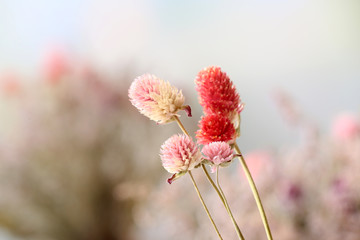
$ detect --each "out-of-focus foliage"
[0,55,359,239]
[0,54,177,240]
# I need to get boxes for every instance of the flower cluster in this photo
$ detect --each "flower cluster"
[195,66,244,145]
[129,66,244,181]
[129,66,256,239]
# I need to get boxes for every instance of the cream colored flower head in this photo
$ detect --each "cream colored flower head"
[129,74,187,124]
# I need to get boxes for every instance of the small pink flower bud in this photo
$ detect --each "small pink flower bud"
[202,142,234,172]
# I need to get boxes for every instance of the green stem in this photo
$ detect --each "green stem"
[216,167,245,240]
[188,171,223,240]
[234,143,273,240]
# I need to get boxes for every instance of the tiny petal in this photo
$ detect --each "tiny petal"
[202,142,234,168]
[196,113,237,145]
[129,74,185,124]
[195,66,242,116]
[160,134,202,176]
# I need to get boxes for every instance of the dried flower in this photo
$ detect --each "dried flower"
[195,66,243,117]
[196,113,237,145]
[160,134,202,183]
[202,142,234,172]
[129,74,188,124]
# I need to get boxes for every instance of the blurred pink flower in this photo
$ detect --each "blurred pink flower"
[240,151,271,180]
[129,74,186,124]
[0,72,22,96]
[196,113,237,145]
[160,134,202,183]
[331,113,359,141]
[202,142,234,172]
[42,50,70,84]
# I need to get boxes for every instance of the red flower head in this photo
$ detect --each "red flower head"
[195,66,243,117]
[196,113,237,145]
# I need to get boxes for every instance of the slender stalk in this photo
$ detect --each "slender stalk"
[174,116,225,204]
[234,143,273,240]
[216,167,245,240]
[174,115,245,239]
[201,164,225,205]
[174,116,189,136]
[188,171,223,240]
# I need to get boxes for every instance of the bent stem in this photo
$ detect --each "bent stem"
[234,143,273,240]
[216,167,245,240]
[188,171,223,240]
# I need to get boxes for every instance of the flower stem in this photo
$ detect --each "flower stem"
[188,171,223,240]
[174,116,189,136]
[201,164,225,205]
[216,167,245,240]
[174,115,245,239]
[234,143,273,240]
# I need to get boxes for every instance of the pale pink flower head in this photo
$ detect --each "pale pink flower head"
[202,141,234,172]
[331,113,360,141]
[129,74,189,124]
[160,134,202,183]
[195,66,244,117]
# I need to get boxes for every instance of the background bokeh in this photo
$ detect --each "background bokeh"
[0,0,359,239]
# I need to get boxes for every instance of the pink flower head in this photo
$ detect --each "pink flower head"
[239,151,271,180]
[0,72,22,96]
[202,142,234,172]
[160,134,202,183]
[195,66,243,117]
[196,113,237,145]
[42,49,69,84]
[129,74,189,124]
[331,113,360,141]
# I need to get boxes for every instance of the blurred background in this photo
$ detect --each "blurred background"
[0,0,359,239]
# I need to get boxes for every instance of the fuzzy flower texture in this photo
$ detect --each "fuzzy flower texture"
[202,142,234,172]
[195,66,243,118]
[160,134,202,183]
[129,74,188,124]
[196,66,244,145]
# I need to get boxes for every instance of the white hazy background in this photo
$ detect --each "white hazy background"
[0,0,359,151]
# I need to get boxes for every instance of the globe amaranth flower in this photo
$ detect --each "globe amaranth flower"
[129,74,191,124]
[195,66,244,117]
[196,113,237,145]
[202,141,234,172]
[160,134,202,183]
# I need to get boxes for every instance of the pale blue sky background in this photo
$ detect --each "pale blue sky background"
[0,0,360,151]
